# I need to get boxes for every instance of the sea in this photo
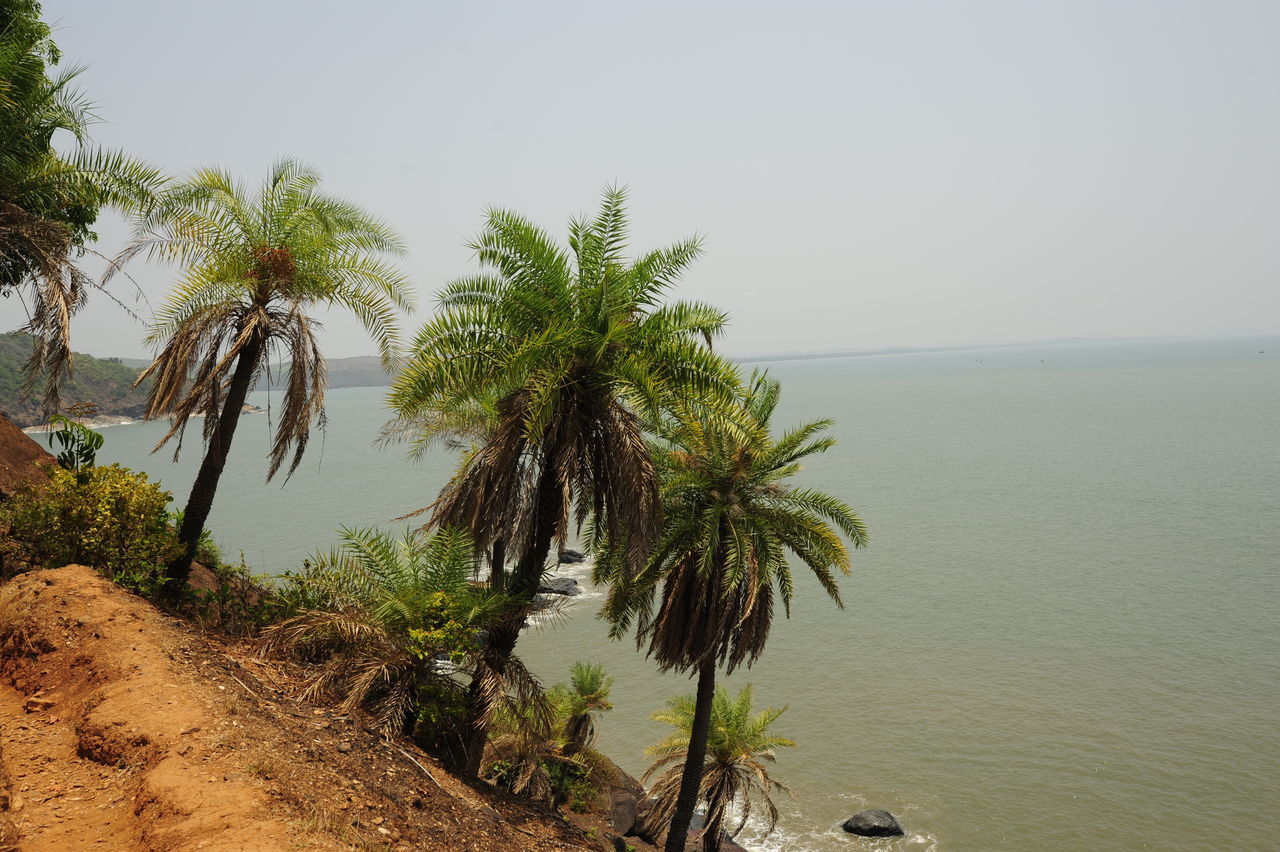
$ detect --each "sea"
[90,336,1280,851]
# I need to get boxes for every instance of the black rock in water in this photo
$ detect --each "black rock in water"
[842,809,905,837]
[539,577,582,596]
[558,548,586,564]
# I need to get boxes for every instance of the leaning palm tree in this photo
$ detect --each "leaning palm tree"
[598,370,868,851]
[261,526,543,741]
[113,160,412,592]
[645,684,795,852]
[1,0,162,410]
[390,186,736,775]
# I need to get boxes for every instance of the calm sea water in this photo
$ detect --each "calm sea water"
[94,337,1280,851]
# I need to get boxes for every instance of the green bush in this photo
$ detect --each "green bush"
[2,464,179,596]
[412,680,471,764]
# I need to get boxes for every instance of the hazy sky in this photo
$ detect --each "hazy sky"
[5,0,1278,359]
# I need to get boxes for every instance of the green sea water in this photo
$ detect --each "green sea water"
[93,337,1280,851]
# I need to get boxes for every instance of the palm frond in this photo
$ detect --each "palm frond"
[643,684,796,842]
[261,526,535,738]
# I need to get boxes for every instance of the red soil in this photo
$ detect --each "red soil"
[0,566,616,851]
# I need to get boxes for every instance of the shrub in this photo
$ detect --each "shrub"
[413,681,471,765]
[186,553,280,635]
[45,412,104,476]
[485,661,615,811]
[484,745,599,812]
[260,526,518,738]
[2,464,179,595]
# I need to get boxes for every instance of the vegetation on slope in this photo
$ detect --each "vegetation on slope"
[4,2,866,839]
[0,564,607,851]
[0,332,150,427]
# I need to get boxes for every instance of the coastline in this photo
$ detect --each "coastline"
[20,405,264,435]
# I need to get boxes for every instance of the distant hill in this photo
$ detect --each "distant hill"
[2,338,400,429]
[260,355,400,391]
[118,353,398,390]
[121,355,397,390]
[0,334,151,428]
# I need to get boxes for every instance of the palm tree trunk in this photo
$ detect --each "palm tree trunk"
[489,538,506,590]
[164,333,264,595]
[510,461,560,599]
[701,785,729,852]
[460,616,518,778]
[460,462,560,777]
[665,658,717,852]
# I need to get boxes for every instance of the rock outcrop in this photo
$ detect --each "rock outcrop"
[591,755,646,835]
[842,808,905,837]
[539,577,583,596]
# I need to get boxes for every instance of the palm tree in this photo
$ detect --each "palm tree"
[645,684,795,852]
[390,186,735,775]
[260,526,541,742]
[114,160,412,592]
[489,661,613,808]
[598,370,868,851]
[1,0,161,410]
[560,661,613,755]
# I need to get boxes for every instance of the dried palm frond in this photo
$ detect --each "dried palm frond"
[1,201,85,413]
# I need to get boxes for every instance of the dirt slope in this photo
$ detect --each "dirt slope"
[0,415,50,501]
[0,567,605,851]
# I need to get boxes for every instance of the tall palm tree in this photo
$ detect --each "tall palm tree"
[1,0,161,410]
[599,370,868,851]
[115,160,412,591]
[390,186,735,775]
[645,684,795,852]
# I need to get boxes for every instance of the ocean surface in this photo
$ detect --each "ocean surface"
[93,337,1280,851]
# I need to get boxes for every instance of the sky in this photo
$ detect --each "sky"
[4,0,1278,359]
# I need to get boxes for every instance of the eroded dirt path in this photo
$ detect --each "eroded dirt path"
[0,685,137,850]
[0,566,313,852]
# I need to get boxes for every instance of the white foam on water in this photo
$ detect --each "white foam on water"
[523,558,603,627]
[22,417,137,434]
[728,800,939,852]
[732,816,939,852]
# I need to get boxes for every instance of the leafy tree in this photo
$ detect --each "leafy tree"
[261,526,540,741]
[645,684,795,852]
[113,160,412,593]
[599,370,867,851]
[390,186,735,775]
[1,0,161,410]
